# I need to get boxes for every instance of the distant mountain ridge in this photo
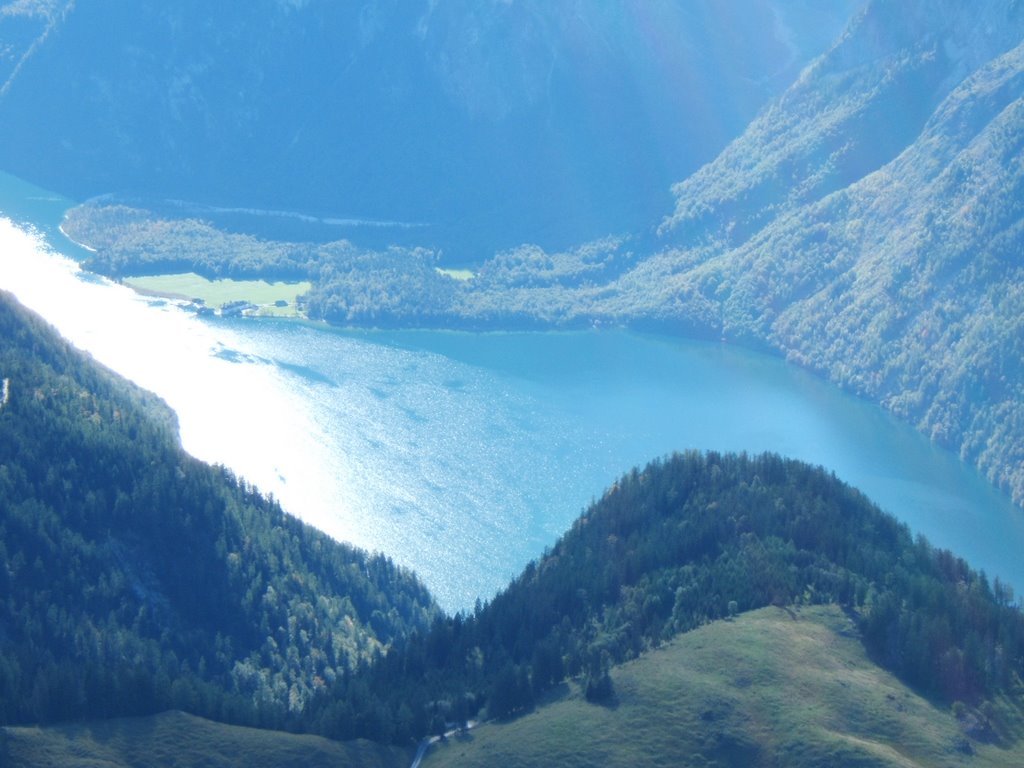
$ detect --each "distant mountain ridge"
[437,0,1024,506]
[657,0,1024,242]
[0,0,856,257]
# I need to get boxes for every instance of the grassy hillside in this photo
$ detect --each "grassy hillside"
[1,710,411,768]
[310,451,1024,746]
[425,605,1024,768]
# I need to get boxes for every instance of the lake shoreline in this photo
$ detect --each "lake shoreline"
[3,174,1023,611]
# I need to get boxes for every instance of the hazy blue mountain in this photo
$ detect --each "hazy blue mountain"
[0,0,856,259]
[393,0,1023,509]
[657,0,1024,244]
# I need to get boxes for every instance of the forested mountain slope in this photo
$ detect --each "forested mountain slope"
[0,0,855,257]
[310,451,1024,746]
[635,0,1024,505]
[0,291,438,730]
[2,287,1023,757]
[657,0,1024,242]
[456,0,1024,507]
[390,0,1024,509]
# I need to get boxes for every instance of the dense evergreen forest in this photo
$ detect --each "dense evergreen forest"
[61,204,458,326]
[2,290,1023,750]
[0,291,438,730]
[310,450,1024,744]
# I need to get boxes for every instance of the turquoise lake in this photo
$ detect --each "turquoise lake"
[2,171,1022,612]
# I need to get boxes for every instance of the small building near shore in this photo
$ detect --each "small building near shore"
[220,300,257,317]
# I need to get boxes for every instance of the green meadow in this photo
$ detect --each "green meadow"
[4,589,1023,768]
[124,272,311,317]
[425,605,1024,768]
[1,710,412,768]
[435,267,475,281]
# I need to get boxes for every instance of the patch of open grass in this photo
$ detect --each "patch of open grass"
[124,272,311,316]
[434,267,475,281]
[1,709,412,768]
[425,605,1024,768]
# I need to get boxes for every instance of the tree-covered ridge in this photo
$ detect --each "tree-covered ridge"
[0,291,439,729]
[62,204,316,281]
[61,203,458,325]
[657,0,1024,243]
[641,0,1024,506]
[309,451,1024,744]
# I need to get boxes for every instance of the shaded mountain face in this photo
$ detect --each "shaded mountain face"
[0,0,856,258]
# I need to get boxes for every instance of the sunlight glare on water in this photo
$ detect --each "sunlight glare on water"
[0,218,352,542]
[3,206,1024,613]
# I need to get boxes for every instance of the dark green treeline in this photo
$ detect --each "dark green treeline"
[0,291,438,730]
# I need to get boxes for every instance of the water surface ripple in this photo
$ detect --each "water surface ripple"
[2,175,1022,611]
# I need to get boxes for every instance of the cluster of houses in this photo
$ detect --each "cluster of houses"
[182,297,295,318]
[185,299,267,318]
[219,300,259,317]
